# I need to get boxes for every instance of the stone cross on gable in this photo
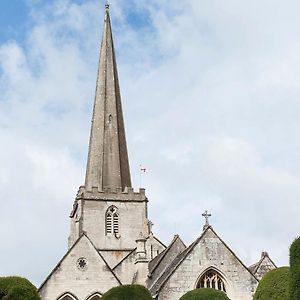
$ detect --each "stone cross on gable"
[202,210,212,230]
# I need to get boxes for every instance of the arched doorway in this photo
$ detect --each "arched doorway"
[57,293,78,300]
[196,269,227,293]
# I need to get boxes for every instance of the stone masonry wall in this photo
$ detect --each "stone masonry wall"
[158,229,257,300]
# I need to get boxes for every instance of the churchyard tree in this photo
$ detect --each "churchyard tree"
[0,276,41,300]
[290,237,300,300]
[179,288,230,300]
[101,284,152,300]
[253,267,289,300]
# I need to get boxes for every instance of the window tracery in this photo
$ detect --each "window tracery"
[106,206,119,235]
[197,269,226,293]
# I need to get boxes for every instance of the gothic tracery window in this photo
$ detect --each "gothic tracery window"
[106,206,119,235]
[197,270,226,293]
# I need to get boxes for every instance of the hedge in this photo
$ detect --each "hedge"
[290,237,300,300]
[179,288,230,300]
[253,267,289,300]
[0,276,40,300]
[101,285,152,300]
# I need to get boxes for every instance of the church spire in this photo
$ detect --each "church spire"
[85,5,132,191]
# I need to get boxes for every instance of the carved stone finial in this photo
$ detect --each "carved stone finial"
[148,220,154,234]
[202,210,212,230]
[105,3,109,10]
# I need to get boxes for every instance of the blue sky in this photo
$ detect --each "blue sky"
[1,0,300,287]
[0,0,29,43]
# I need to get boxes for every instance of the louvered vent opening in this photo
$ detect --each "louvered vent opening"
[106,206,119,235]
[113,214,119,233]
[106,213,112,234]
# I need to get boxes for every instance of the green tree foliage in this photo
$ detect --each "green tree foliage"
[290,237,300,300]
[0,276,40,300]
[101,285,152,300]
[179,288,230,300]
[253,267,289,300]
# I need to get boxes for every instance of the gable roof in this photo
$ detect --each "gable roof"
[249,252,277,275]
[39,234,121,291]
[146,233,167,249]
[148,235,186,275]
[150,226,259,295]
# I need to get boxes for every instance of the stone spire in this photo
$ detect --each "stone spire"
[85,5,132,191]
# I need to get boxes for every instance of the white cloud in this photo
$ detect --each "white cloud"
[0,0,300,286]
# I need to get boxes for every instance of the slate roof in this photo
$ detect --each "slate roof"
[148,234,186,275]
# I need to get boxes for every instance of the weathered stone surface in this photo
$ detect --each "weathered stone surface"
[39,235,120,300]
[152,227,258,300]
[84,5,131,192]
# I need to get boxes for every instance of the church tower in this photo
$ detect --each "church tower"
[39,6,166,299]
[68,4,150,265]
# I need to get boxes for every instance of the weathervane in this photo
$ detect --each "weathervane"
[202,210,212,231]
[139,165,148,188]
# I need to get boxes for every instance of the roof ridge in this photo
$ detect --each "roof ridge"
[149,235,184,275]
[149,230,207,293]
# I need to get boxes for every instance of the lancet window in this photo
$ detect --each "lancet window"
[197,270,226,293]
[57,293,78,300]
[86,293,101,300]
[106,206,119,235]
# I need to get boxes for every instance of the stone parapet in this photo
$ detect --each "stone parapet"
[75,186,147,202]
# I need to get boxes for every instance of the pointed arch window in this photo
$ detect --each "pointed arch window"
[86,293,102,300]
[57,293,78,300]
[106,206,119,235]
[197,269,226,293]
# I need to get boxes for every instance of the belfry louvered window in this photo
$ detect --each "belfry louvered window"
[197,270,226,293]
[106,206,119,235]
